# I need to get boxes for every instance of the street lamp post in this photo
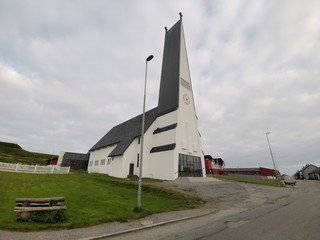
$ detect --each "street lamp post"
[137,54,153,210]
[265,132,279,180]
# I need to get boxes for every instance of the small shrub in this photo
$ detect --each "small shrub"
[133,206,143,213]
[17,210,67,223]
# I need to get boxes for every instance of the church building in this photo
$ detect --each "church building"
[87,15,206,180]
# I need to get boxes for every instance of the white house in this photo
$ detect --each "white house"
[297,164,319,180]
[87,15,206,180]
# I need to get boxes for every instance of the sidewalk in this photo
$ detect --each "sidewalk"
[0,206,216,240]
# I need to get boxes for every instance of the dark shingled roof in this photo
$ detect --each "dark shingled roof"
[89,107,158,156]
[310,168,320,173]
[63,152,89,161]
[61,152,89,170]
[157,19,182,116]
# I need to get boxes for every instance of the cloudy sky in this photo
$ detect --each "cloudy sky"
[1,0,319,175]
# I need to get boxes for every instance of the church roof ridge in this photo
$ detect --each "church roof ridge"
[89,107,158,156]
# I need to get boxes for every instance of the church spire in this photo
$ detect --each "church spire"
[158,16,184,116]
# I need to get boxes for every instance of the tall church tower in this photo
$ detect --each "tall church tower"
[148,14,205,180]
[87,14,204,180]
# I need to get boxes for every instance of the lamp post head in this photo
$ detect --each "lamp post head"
[146,55,154,62]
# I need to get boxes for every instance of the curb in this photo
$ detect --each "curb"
[81,208,216,240]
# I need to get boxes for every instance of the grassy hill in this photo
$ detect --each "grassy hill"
[0,141,57,165]
[0,142,204,231]
[0,171,202,230]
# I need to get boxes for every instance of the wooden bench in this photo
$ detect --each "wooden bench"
[14,197,67,218]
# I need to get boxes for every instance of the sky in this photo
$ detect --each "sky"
[0,0,319,175]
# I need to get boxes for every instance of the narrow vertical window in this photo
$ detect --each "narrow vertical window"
[137,153,140,167]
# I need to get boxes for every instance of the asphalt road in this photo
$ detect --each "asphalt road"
[108,180,320,240]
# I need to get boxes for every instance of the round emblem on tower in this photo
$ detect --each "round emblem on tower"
[183,94,190,105]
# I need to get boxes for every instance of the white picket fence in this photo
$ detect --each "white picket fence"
[0,162,70,174]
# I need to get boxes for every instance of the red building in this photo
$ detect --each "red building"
[47,157,58,165]
[204,155,224,174]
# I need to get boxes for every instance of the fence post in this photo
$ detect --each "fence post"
[51,165,54,173]
[15,163,19,172]
[68,166,70,173]
[34,165,37,173]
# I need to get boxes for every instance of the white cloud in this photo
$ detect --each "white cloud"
[0,0,319,174]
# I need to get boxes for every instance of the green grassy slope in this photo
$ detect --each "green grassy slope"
[214,175,283,187]
[0,171,202,231]
[0,141,56,165]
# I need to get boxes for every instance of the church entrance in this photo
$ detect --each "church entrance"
[129,163,134,175]
[178,154,202,177]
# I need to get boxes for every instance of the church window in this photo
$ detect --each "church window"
[178,154,202,177]
[180,77,191,90]
[150,143,176,153]
[137,153,140,167]
[153,123,177,134]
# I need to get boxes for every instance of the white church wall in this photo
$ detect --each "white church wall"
[156,111,177,127]
[152,130,176,147]
[179,23,191,84]
[176,107,206,177]
[140,121,157,178]
[148,112,178,180]
[175,22,206,177]
[152,112,177,157]
[149,151,176,180]
[177,85,202,156]
[88,144,116,174]
[115,125,158,178]
[106,155,124,178]
[122,138,140,177]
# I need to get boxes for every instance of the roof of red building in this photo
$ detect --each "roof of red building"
[310,167,320,174]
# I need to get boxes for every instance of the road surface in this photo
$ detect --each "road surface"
[108,179,320,240]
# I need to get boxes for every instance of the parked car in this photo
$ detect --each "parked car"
[284,177,296,186]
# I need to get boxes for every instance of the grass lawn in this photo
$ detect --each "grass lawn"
[0,171,202,231]
[213,175,284,187]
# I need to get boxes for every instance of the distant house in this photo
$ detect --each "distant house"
[308,167,320,180]
[57,151,89,170]
[204,155,224,174]
[296,164,318,180]
[47,156,59,165]
[221,167,279,178]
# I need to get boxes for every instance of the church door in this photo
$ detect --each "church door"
[129,163,134,175]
